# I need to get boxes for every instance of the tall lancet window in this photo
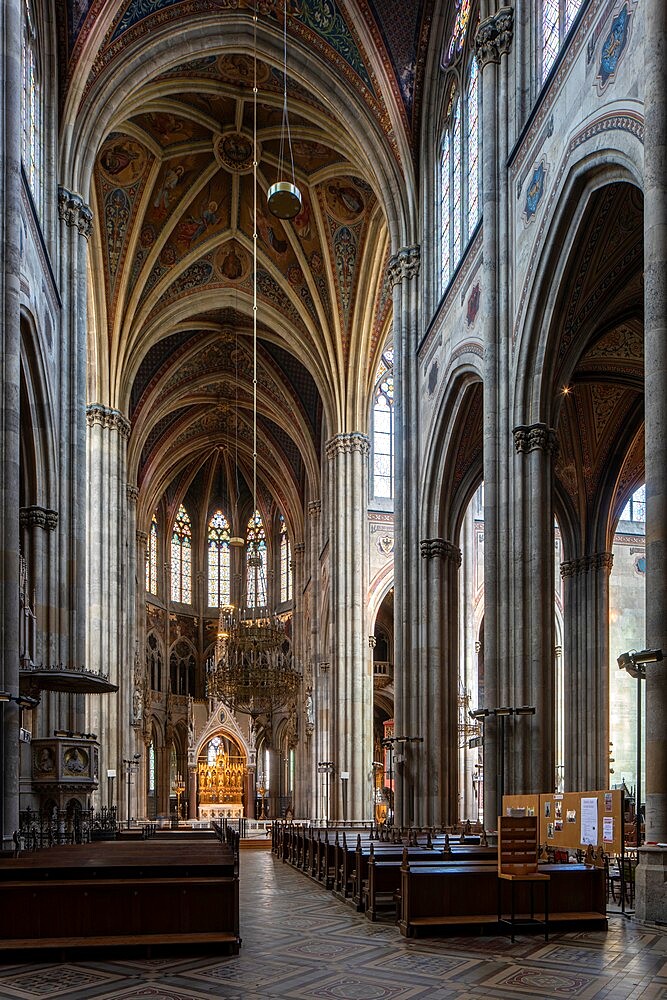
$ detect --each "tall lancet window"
[22,0,41,196]
[246,510,267,607]
[372,346,395,500]
[279,514,292,603]
[146,514,158,595]
[542,0,583,81]
[208,510,231,607]
[171,504,192,603]
[439,1,481,292]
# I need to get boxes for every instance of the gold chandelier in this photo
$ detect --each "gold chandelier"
[206,14,301,718]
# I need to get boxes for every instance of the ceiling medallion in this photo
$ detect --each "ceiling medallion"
[214,131,257,174]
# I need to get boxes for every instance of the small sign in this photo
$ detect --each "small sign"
[107,769,117,778]
[340,771,349,779]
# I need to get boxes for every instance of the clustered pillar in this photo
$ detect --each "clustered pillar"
[325,434,371,821]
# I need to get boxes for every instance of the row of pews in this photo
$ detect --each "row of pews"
[272,823,607,937]
[0,827,241,956]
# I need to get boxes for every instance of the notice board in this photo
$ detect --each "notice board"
[502,789,623,854]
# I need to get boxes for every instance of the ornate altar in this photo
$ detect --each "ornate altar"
[197,736,246,819]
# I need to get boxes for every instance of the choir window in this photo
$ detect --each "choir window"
[208,510,231,607]
[170,504,192,603]
[21,0,41,198]
[246,510,267,607]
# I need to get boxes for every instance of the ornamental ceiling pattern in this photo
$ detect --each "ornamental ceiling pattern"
[62,1,434,145]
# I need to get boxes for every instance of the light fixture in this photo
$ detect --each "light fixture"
[206,16,301,722]
[267,1,302,219]
[470,708,490,720]
[514,706,536,716]
[618,648,663,679]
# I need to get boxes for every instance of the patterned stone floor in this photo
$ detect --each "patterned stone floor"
[0,851,665,1000]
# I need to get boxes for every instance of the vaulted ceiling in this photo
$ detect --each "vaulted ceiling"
[58,2,437,535]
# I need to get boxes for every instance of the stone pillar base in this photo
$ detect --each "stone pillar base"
[635,847,667,924]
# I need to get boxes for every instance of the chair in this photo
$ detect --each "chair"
[497,816,550,942]
[621,856,636,906]
[605,854,621,904]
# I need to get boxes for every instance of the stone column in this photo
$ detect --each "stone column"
[0,0,22,850]
[636,0,667,924]
[85,405,132,810]
[188,766,197,820]
[19,507,58,670]
[307,499,326,821]
[387,245,420,828]
[512,423,557,796]
[475,6,514,826]
[325,434,371,821]
[560,552,613,791]
[57,189,92,675]
[419,539,461,827]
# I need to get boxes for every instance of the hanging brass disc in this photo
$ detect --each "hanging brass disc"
[229,536,245,547]
[267,181,302,220]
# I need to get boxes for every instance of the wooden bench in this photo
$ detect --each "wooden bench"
[398,859,606,937]
[0,839,240,955]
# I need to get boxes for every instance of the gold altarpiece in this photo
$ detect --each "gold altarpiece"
[197,734,246,820]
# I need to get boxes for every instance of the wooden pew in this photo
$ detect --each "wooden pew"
[0,839,240,955]
[398,855,606,937]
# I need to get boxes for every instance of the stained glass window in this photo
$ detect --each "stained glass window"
[440,131,451,282]
[171,504,192,603]
[620,484,646,523]
[467,58,480,233]
[542,0,583,82]
[246,510,267,607]
[280,514,292,603]
[146,514,158,595]
[373,349,394,499]
[446,0,473,65]
[452,101,462,265]
[21,0,39,195]
[207,510,231,607]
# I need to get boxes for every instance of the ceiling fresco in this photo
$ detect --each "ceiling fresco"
[61,0,434,150]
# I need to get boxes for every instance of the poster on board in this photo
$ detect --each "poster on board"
[581,796,598,845]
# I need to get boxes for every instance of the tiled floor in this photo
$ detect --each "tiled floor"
[0,851,664,999]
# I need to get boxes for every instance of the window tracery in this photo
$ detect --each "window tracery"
[439,5,481,290]
[207,510,231,607]
[21,0,41,197]
[372,347,394,500]
[246,510,267,607]
[146,514,158,595]
[171,504,192,603]
[279,514,292,603]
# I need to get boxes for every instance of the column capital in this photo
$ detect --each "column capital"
[126,484,139,505]
[475,6,514,66]
[293,542,305,557]
[560,552,614,578]
[325,432,370,460]
[57,187,93,238]
[513,422,558,455]
[136,530,148,546]
[420,538,462,566]
[86,404,131,439]
[308,499,321,517]
[386,244,421,288]
[19,506,58,531]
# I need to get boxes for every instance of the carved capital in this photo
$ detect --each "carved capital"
[513,422,558,456]
[86,404,131,439]
[308,500,321,518]
[325,432,370,460]
[420,538,462,566]
[560,552,614,578]
[136,530,148,546]
[386,244,421,288]
[57,187,93,238]
[293,542,305,557]
[126,484,139,505]
[20,506,59,531]
[475,6,514,66]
